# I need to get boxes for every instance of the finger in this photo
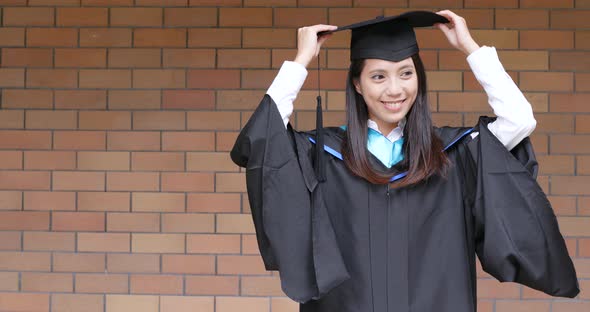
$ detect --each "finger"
[317,33,333,46]
[309,24,338,33]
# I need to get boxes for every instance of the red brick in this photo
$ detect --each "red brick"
[465,0,517,7]
[218,49,271,68]
[216,132,239,152]
[0,272,19,291]
[187,193,241,213]
[131,152,184,171]
[24,151,75,170]
[132,192,185,212]
[0,151,22,169]
[0,68,24,87]
[108,90,161,110]
[53,172,105,191]
[162,90,215,109]
[2,89,52,109]
[188,112,241,130]
[161,172,214,192]
[0,111,24,130]
[21,272,73,292]
[0,293,49,312]
[79,69,131,88]
[217,297,269,312]
[220,8,272,27]
[55,48,107,67]
[133,69,186,89]
[130,275,183,295]
[75,273,128,294]
[53,212,105,232]
[162,132,215,152]
[133,111,186,130]
[242,235,259,255]
[163,49,215,68]
[0,251,50,271]
[189,28,241,48]
[329,8,383,25]
[52,294,103,312]
[0,171,50,191]
[78,192,130,212]
[477,279,520,298]
[575,115,590,134]
[553,302,590,312]
[53,253,105,273]
[137,0,187,5]
[0,28,25,47]
[551,176,590,195]
[26,69,76,88]
[521,0,573,7]
[80,28,132,47]
[185,276,239,295]
[26,110,77,130]
[298,0,351,6]
[27,28,78,47]
[107,132,160,151]
[24,191,74,211]
[3,7,54,26]
[106,295,158,312]
[520,30,574,50]
[356,0,406,6]
[132,233,184,253]
[160,296,214,312]
[0,211,48,231]
[218,255,267,275]
[57,8,108,26]
[533,113,574,134]
[111,8,162,27]
[164,8,217,26]
[576,31,590,50]
[78,233,129,252]
[495,301,550,312]
[188,69,240,89]
[187,152,238,172]
[274,8,327,27]
[537,155,574,175]
[134,29,186,48]
[82,0,134,4]
[29,0,79,4]
[217,90,266,110]
[496,9,549,29]
[242,276,284,296]
[79,111,131,130]
[107,254,159,273]
[108,48,160,67]
[107,213,159,232]
[2,48,52,67]
[550,94,590,112]
[187,234,241,254]
[551,10,590,29]
[77,151,129,171]
[520,72,573,92]
[107,172,159,191]
[55,90,107,110]
[578,156,590,174]
[551,51,590,71]
[243,29,296,48]
[54,131,106,150]
[471,30,519,49]
[161,213,215,233]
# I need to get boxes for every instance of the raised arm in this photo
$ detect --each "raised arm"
[267,24,336,128]
[436,10,536,150]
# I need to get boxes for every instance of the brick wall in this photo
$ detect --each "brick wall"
[0,0,588,311]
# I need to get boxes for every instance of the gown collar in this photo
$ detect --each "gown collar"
[367,118,405,168]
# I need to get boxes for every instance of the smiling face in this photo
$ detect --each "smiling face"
[353,57,418,136]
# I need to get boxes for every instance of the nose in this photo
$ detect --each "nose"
[385,78,403,97]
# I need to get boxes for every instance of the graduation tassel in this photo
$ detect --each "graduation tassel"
[315,53,326,182]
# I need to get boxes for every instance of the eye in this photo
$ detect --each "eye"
[401,70,414,78]
[370,74,385,81]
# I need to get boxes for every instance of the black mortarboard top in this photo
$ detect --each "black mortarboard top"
[321,11,449,62]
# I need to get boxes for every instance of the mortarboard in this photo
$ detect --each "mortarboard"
[320,11,449,62]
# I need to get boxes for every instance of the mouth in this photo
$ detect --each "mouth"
[381,99,405,111]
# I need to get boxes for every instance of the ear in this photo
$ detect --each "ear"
[353,78,362,95]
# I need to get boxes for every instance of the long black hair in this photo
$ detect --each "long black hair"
[341,54,448,187]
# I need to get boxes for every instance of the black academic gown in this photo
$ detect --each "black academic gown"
[230,95,579,312]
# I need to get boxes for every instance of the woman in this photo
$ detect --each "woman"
[231,10,578,312]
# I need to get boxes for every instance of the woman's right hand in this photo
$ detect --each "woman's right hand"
[294,24,337,68]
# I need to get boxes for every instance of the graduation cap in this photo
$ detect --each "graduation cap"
[313,11,449,181]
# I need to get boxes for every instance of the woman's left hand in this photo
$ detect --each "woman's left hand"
[435,10,480,56]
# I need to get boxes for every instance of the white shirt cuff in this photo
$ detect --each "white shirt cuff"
[267,61,308,127]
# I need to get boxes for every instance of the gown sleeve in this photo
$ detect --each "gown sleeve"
[230,95,350,303]
[468,116,579,298]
